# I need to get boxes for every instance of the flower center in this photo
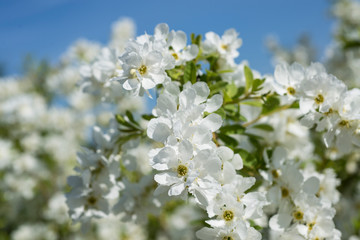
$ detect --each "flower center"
[177,164,188,177]
[339,120,349,128]
[223,210,234,221]
[281,187,289,198]
[87,196,97,205]
[223,236,233,240]
[138,65,147,75]
[271,169,280,178]
[172,53,179,60]
[325,108,333,116]
[308,221,315,231]
[221,44,228,50]
[130,65,147,79]
[293,210,304,220]
[314,94,324,104]
[287,87,296,95]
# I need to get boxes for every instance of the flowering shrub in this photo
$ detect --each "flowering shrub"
[2,1,360,239]
[0,18,146,239]
[65,9,359,240]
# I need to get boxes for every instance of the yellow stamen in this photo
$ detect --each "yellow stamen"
[177,165,188,177]
[223,210,234,221]
[314,94,324,104]
[287,87,296,95]
[293,210,304,220]
[281,187,289,198]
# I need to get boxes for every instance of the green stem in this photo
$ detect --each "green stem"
[224,95,262,106]
[242,103,293,127]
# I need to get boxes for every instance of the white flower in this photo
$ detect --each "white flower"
[273,62,305,98]
[147,82,223,145]
[321,89,360,154]
[152,143,221,198]
[66,173,110,228]
[44,192,69,224]
[79,47,126,101]
[109,18,136,54]
[203,29,242,64]
[62,39,101,64]
[303,166,340,205]
[196,222,261,240]
[299,63,347,114]
[66,146,121,231]
[295,202,340,240]
[116,39,174,96]
[168,30,199,65]
[338,88,360,120]
[0,139,14,169]
[112,175,162,224]
[12,223,56,240]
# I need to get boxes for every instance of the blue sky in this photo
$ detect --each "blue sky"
[0,0,334,75]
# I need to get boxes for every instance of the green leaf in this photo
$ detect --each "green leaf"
[248,135,262,149]
[147,214,161,240]
[252,124,274,131]
[234,148,257,168]
[219,124,245,134]
[217,69,234,74]
[249,219,263,231]
[205,70,222,82]
[238,114,248,122]
[240,100,263,107]
[224,104,237,112]
[261,95,280,114]
[191,33,195,42]
[244,133,264,140]
[233,87,245,99]
[223,91,232,103]
[115,114,127,125]
[166,68,183,80]
[115,114,139,130]
[190,33,202,47]
[213,108,226,119]
[183,61,197,84]
[217,133,238,148]
[226,83,238,98]
[209,81,228,95]
[223,105,247,122]
[244,65,254,92]
[252,78,265,92]
[191,33,202,46]
[206,56,219,72]
[125,111,139,126]
[343,40,360,50]
[118,128,139,133]
[195,35,202,46]
[142,114,155,121]
[289,100,299,109]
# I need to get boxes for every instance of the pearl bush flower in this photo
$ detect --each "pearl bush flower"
[4,10,360,239]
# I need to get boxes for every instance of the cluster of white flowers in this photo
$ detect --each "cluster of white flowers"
[147,82,268,239]
[261,147,341,239]
[66,117,171,231]
[60,19,360,239]
[274,62,360,156]
[0,18,151,239]
[4,4,360,237]
[0,76,93,238]
[264,2,360,236]
[112,24,198,96]
[66,125,121,231]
